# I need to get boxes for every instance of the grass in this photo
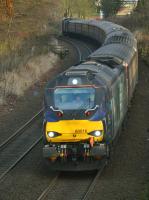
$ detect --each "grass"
[0,52,58,104]
[0,0,63,105]
[141,185,149,200]
[0,0,62,58]
[0,36,23,56]
[109,9,149,66]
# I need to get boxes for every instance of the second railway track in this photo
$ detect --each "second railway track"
[0,113,43,182]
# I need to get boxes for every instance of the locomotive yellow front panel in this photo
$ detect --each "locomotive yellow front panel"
[45,120,104,142]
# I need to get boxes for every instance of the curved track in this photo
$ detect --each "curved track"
[0,37,94,183]
[60,36,93,62]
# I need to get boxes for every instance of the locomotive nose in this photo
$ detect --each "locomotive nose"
[45,120,104,143]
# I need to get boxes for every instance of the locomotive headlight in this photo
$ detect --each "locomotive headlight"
[47,131,61,138]
[48,132,55,138]
[72,79,78,85]
[94,130,102,137]
[88,130,102,137]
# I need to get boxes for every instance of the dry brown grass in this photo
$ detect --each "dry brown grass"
[0,0,62,61]
[0,1,63,105]
[0,52,58,105]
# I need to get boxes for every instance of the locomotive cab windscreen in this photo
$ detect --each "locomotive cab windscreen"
[44,86,107,121]
[54,87,95,111]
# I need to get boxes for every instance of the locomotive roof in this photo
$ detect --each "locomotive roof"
[70,62,120,76]
[45,60,121,90]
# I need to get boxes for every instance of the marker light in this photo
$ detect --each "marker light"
[72,79,78,85]
[122,61,128,67]
[56,111,63,117]
[85,111,91,116]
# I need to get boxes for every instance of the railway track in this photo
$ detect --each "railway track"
[65,37,93,60]
[0,110,43,182]
[60,36,93,62]
[0,37,93,184]
[82,160,107,200]
[36,159,107,200]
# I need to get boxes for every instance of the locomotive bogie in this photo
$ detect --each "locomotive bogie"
[43,142,109,161]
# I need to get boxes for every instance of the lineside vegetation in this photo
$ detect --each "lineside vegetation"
[0,0,148,108]
[110,0,149,65]
[100,0,124,17]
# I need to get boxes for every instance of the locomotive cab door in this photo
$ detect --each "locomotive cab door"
[95,87,113,142]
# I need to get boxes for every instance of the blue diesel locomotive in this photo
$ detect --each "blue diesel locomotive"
[43,19,138,170]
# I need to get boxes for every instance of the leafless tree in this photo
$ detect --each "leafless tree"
[5,0,14,17]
